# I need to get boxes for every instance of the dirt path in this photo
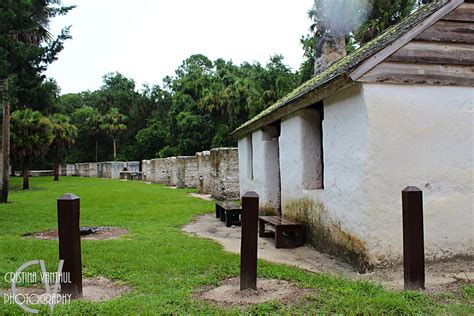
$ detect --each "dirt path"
[183,214,473,291]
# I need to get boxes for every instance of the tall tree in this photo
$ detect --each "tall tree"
[355,0,422,44]
[10,109,53,189]
[0,0,73,202]
[304,0,431,77]
[50,114,77,181]
[72,106,103,162]
[101,108,127,160]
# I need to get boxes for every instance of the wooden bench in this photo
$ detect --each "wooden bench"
[258,216,304,248]
[215,202,242,227]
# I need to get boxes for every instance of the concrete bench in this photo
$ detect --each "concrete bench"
[258,216,304,248]
[215,202,242,227]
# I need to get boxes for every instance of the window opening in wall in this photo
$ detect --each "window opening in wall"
[302,103,324,190]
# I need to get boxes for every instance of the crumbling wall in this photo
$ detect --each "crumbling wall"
[176,156,198,188]
[126,161,140,173]
[96,162,106,178]
[196,151,211,194]
[167,157,177,186]
[66,164,76,176]
[149,158,169,184]
[75,163,98,177]
[97,162,139,179]
[142,160,152,181]
[110,162,125,179]
[210,148,240,200]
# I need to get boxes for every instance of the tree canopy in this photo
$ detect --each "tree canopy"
[5,0,437,173]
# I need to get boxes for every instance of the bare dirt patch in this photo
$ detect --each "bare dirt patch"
[80,276,130,302]
[24,226,129,240]
[194,277,308,307]
[189,193,214,201]
[183,214,473,293]
[1,276,129,302]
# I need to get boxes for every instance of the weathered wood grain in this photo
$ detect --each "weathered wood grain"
[442,3,474,21]
[358,62,474,86]
[415,21,474,44]
[350,0,464,80]
[388,41,474,65]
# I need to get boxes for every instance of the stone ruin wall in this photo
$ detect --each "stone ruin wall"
[142,160,152,181]
[167,157,178,186]
[210,148,240,201]
[147,158,167,184]
[176,156,198,188]
[196,151,211,194]
[67,164,76,176]
[72,161,139,178]
[126,161,140,173]
[65,149,240,200]
[75,163,98,177]
[98,161,140,179]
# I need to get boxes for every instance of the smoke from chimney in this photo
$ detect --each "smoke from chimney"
[313,0,371,75]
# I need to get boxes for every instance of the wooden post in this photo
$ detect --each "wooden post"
[402,186,425,290]
[57,193,83,298]
[240,191,259,290]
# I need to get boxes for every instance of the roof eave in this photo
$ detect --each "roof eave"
[230,75,352,139]
[230,0,460,140]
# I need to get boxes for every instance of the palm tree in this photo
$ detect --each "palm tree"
[11,109,53,190]
[50,114,77,181]
[101,108,127,160]
[355,0,422,44]
[72,106,103,162]
[1,0,73,202]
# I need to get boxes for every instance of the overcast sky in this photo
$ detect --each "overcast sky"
[45,0,314,95]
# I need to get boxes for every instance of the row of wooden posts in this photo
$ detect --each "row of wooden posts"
[56,186,425,298]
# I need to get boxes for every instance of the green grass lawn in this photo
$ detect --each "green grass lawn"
[0,177,472,315]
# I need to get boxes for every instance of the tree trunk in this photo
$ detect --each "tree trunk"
[113,139,117,160]
[1,78,10,203]
[95,137,98,162]
[54,145,60,181]
[23,156,30,190]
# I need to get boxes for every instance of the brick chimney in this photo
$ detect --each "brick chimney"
[314,34,347,75]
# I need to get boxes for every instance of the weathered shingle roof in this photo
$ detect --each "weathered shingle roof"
[231,0,452,138]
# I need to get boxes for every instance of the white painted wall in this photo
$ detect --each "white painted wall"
[238,136,255,196]
[239,82,473,265]
[361,83,474,262]
[238,130,280,210]
[280,108,324,210]
[311,84,371,247]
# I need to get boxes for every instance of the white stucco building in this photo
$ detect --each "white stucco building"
[233,0,473,270]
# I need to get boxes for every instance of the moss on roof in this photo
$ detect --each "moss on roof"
[232,0,449,136]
